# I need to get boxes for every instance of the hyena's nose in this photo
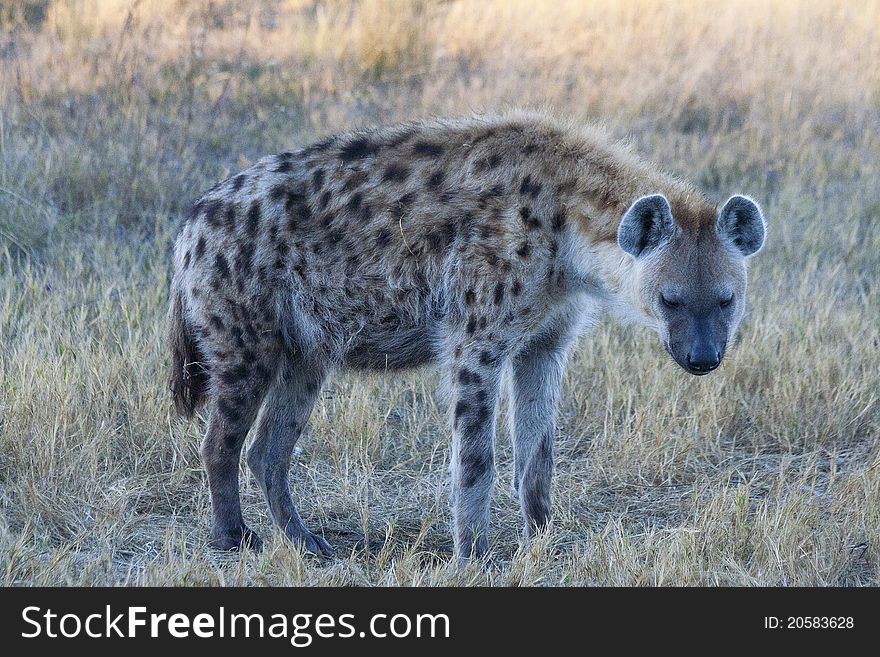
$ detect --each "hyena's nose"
[686,349,721,375]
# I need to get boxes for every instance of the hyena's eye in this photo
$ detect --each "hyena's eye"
[719,294,734,308]
[660,293,679,309]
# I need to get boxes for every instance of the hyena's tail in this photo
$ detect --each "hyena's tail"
[168,287,208,419]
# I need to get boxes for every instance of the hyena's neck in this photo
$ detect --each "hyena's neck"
[555,133,716,247]
[550,127,715,316]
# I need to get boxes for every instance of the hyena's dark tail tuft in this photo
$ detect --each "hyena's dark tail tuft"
[168,289,208,419]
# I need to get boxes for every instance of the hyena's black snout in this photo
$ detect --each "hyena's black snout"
[685,346,722,375]
[667,321,727,376]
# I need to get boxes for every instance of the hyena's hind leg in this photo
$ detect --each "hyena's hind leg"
[246,353,333,556]
[509,323,574,538]
[201,337,280,551]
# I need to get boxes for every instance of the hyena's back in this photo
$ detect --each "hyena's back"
[170,114,580,413]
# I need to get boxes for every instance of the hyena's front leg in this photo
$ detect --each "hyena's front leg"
[448,346,504,561]
[509,331,571,538]
[246,354,333,556]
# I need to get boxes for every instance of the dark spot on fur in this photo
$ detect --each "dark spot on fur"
[269,184,287,203]
[426,230,444,253]
[539,434,552,460]
[186,199,205,224]
[221,363,250,385]
[455,400,469,419]
[444,220,458,246]
[391,192,415,219]
[286,191,311,227]
[479,350,494,366]
[512,279,523,296]
[203,199,223,227]
[475,402,491,427]
[427,170,445,189]
[347,192,362,213]
[476,153,502,171]
[215,252,230,279]
[519,175,542,198]
[376,228,391,247]
[344,169,368,191]
[194,236,206,261]
[383,163,410,183]
[466,315,477,335]
[516,241,531,258]
[231,174,246,192]
[247,201,261,237]
[274,159,293,173]
[385,128,416,148]
[493,282,504,305]
[458,368,480,386]
[520,206,542,229]
[312,168,325,193]
[340,136,380,161]
[221,204,236,231]
[300,135,337,157]
[208,314,225,332]
[235,243,254,281]
[412,141,444,157]
[551,210,566,232]
[182,251,191,269]
[462,448,491,488]
[437,190,455,205]
[358,201,373,224]
[319,190,332,211]
[464,289,476,305]
[480,223,498,240]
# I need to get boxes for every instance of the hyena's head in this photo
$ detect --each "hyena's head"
[617,193,765,375]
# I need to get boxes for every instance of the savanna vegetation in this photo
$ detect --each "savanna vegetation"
[1,0,878,585]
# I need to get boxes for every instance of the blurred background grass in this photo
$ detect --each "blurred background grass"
[0,0,878,585]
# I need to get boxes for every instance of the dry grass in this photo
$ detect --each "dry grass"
[1,0,878,585]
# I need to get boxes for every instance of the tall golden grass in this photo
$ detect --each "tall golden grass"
[0,0,877,585]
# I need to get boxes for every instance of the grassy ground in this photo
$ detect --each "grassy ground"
[1,0,878,585]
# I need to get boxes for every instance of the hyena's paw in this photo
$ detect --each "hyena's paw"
[210,525,263,552]
[285,523,335,557]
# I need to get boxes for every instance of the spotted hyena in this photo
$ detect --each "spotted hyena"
[168,109,765,560]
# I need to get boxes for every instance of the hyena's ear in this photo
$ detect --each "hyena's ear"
[717,195,766,257]
[617,194,675,258]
